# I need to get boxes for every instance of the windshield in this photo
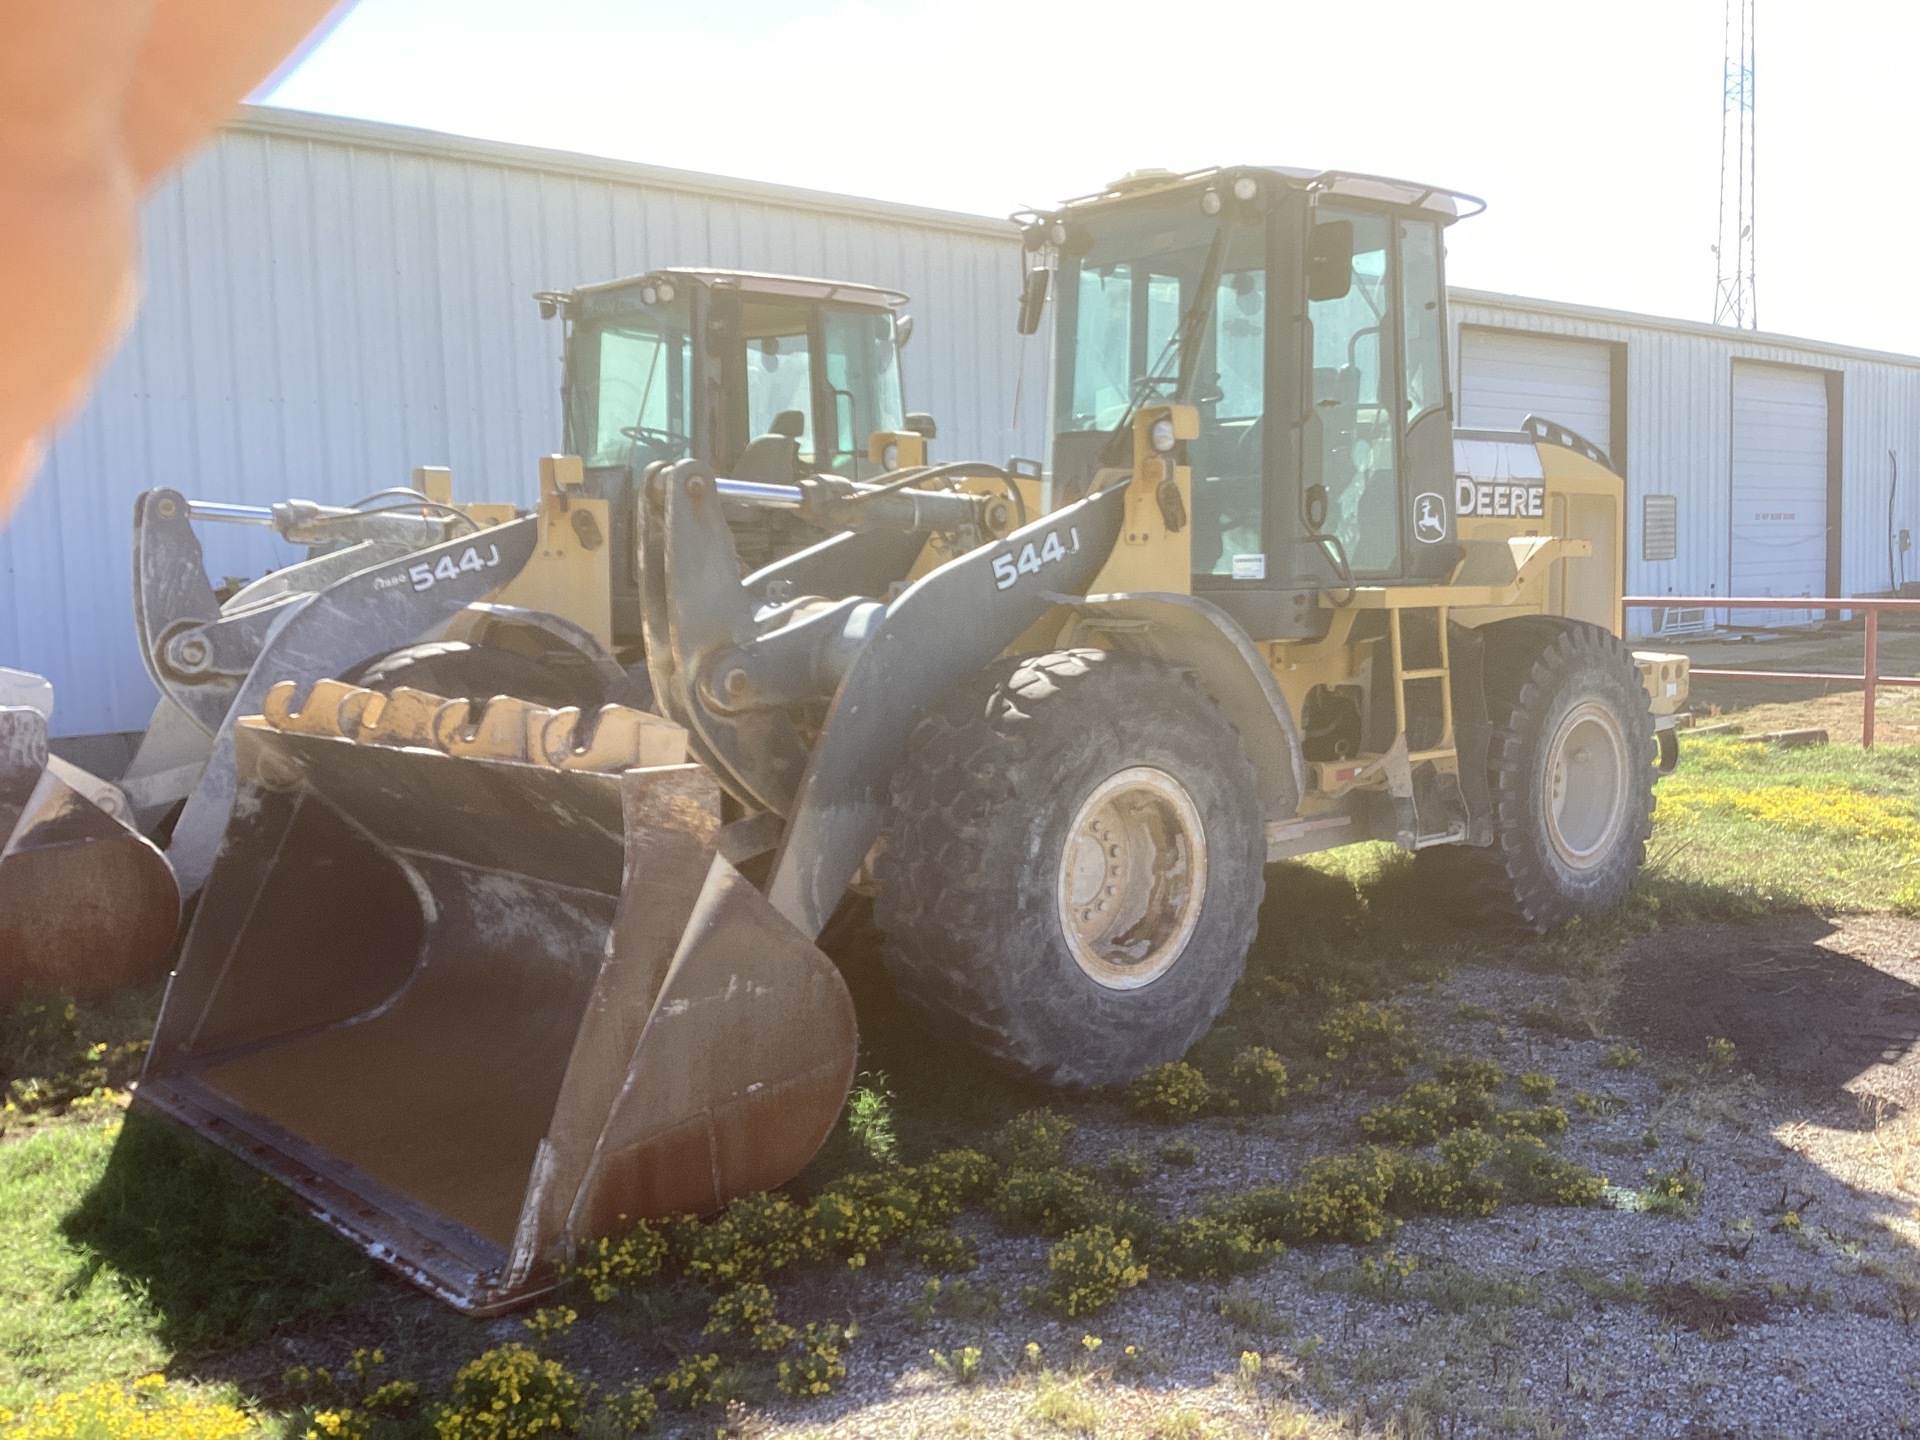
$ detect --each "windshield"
[1054,200,1269,578]
[568,296,693,469]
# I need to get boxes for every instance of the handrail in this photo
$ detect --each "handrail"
[1623,595,1917,748]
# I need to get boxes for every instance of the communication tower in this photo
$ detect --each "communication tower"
[1713,0,1758,328]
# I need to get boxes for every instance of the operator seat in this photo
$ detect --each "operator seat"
[735,408,807,484]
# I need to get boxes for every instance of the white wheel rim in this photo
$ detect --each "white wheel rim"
[1544,700,1630,870]
[1056,766,1208,990]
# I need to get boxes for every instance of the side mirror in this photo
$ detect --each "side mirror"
[1017,265,1050,336]
[903,413,937,440]
[1307,220,1354,303]
[895,314,915,348]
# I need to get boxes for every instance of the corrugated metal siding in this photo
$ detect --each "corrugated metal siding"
[1450,290,1920,632]
[1458,329,1613,443]
[1,112,1042,737]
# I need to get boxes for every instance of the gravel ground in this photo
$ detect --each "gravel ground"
[620,916,1920,1440]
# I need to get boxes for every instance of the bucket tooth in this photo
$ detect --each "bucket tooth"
[531,707,586,767]
[135,723,847,1314]
[1,704,180,1006]
[263,678,382,738]
[356,685,455,748]
[550,705,689,773]
[433,694,556,762]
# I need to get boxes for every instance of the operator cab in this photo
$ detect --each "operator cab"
[1025,167,1481,640]
[559,268,911,481]
[544,268,921,635]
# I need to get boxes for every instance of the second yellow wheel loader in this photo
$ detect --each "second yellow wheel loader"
[137,164,1686,1313]
[129,267,940,895]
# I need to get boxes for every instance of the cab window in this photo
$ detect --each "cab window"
[1195,262,1266,576]
[579,323,691,469]
[1063,264,1181,431]
[1399,219,1446,428]
[742,328,814,465]
[1309,210,1399,575]
[821,307,905,473]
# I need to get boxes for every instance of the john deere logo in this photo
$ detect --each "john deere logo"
[1413,492,1447,544]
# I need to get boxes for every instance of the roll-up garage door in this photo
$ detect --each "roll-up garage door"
[1458,330,1614,458]
[1730,363,1830,627]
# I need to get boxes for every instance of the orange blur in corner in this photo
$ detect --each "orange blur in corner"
[0,0,346,521]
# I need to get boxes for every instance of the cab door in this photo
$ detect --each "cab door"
[1303,207,1455,583]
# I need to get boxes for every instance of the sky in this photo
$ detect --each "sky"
[264,0,1920,354]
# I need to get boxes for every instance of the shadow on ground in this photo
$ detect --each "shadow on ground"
[61,1109,370,1356]
[1609,912,1920,1117]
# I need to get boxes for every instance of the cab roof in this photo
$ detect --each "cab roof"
[572,268,908,310]
[1046,166,1486,224]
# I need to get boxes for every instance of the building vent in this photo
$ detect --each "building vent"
[1642,494,1678,562]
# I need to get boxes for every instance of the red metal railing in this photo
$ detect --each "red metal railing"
[1623,595,1920,748]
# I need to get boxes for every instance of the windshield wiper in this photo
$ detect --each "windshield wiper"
[1098,223,1229,467]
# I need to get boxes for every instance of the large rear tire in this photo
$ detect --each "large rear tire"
[874,649,1265,1089]
[1422,618,1654,932]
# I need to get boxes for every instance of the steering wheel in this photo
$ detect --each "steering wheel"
[620,424,691,459]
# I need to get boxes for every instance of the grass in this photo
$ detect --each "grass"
[0,1112,368,1414]
[0,1122,166,1412]
[0,985,160,1140]
[1,736,1915,1429]
[1644,735,1920,913]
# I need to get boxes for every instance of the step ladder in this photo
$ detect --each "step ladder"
[1386,604,1469,849]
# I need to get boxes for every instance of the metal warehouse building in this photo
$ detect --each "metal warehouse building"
[0,107,1049,741]
[1449,291,1920,633]
[7,108,1920,740]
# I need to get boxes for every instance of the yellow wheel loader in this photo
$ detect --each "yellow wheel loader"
[0,669,178,1006]
[129,268,941,895]
[136,165,1685,1313]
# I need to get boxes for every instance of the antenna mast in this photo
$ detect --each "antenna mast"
[1713,0,1758,328]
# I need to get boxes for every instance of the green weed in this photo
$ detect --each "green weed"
[1225,1046,1291,1112]
[1127,1061,1216,1121]
[1034,1226,1148,1317]
[1103,1149,1152,1189]
[1157,1138,1199,1168]
[433,1344,584,1438]
[847,1070,899,1166]
[1314,1002,1420,1076]
[991,1109,1076,1170]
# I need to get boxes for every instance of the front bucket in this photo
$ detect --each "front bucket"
[1,702,181,1007]
[134,684,857,1313]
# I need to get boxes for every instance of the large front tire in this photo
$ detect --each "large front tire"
[874,650,1265,1089]
[1424,619,1655,932]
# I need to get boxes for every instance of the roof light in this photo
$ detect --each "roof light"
[656,282,675,303]
[1199,188,1224,216]
[640,285,658,305]
[1232,175,1259,202]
